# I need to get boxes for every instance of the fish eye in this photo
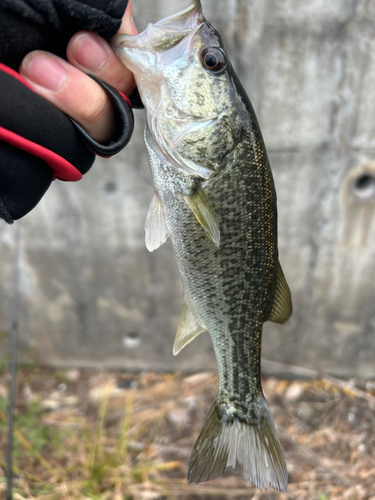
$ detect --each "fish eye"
[201,48,226,73]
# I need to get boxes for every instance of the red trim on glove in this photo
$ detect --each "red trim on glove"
[0,63,132,176]
[118,91,132,108]
[0,62,34,91]
[0,126,82,181]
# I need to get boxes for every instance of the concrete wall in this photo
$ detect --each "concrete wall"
[1,0,375,377]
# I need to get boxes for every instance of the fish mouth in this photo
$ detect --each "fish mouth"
[152,0,203,29]
[111,0,204,52]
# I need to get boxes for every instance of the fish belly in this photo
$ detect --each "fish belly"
[162,140,277,404]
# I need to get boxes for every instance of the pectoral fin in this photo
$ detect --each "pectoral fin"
[184,184,220,247]
[268,262,293,324]
[173,300,206,355]
[145,194,169,252]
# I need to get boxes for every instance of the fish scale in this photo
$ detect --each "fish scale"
[113,0,292,490]
[208,140,274,401]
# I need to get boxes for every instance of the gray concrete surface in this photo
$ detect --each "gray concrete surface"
[1,0,375,377]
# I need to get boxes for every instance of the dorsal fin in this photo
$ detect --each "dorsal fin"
[145,194,169,252]
[268,262,293,324]
[184,184,220,247]
[173,299,206,355]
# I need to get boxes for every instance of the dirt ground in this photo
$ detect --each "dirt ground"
[0,365,374,499]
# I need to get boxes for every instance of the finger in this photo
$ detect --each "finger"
[118,0,138,35]
[67,32,136,97]
[20,51,117,143]
[66,1,138,95]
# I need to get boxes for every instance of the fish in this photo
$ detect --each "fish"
[112,0,292,491]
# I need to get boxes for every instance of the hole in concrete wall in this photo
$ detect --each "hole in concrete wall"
[122,332,141,349]
[353,174,375,199]
[104,181,117,194]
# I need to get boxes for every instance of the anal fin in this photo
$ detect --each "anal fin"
[268,261,293,324]
[145,194,169,252]
[184,183,220,248]
[173,300,206,355]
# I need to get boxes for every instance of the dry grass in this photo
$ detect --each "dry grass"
[0,367,374,499]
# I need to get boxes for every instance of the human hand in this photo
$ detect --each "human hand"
[19,1,138,144]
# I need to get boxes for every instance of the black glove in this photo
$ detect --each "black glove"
[0,0,128,71]
[0,0,134,223]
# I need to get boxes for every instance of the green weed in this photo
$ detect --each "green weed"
[0,398,63,460]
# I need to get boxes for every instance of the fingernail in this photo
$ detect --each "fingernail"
[72,33,109,71]
[23,54,66,91]
[119,1,138,35]
[130,16,138,35]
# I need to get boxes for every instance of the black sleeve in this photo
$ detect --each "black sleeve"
[0,67,96,222]
[0,0,130,223]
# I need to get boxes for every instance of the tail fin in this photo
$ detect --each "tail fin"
[188,394,287,491]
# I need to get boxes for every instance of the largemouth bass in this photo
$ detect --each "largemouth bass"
[113,0,292,491]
